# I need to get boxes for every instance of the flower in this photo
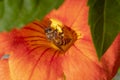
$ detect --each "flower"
[0,0,120,80]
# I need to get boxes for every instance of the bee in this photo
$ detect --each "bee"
[45,27,71,46]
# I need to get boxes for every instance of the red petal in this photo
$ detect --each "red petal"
[101,34,120,79]
[0,30,27,58]
[0,32,10,58]
[0,59,11,80]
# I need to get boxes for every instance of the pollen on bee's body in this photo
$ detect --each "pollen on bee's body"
[44,18,77,52]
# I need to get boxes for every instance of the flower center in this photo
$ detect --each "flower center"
[44,18,77,52]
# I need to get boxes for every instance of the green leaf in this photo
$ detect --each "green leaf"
[0,0,64,31]
[88,0,120,59]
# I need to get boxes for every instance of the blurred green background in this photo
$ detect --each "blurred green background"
[0,0,63,31]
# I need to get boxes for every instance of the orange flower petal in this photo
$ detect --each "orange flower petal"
[47,0,88,27]
[47,0,120,79]
[62,45,107,80]
[0,21,65,80]
[0,30,26,57]
[9,46,65,80]
[0,59,11,80]
[101,34,120,79]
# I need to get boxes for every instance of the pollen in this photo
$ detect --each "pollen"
[45,18,77,52]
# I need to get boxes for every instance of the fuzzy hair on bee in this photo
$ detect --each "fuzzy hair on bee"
[45,26,71,46]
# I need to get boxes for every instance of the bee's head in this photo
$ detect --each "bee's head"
[45,27,53,33]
